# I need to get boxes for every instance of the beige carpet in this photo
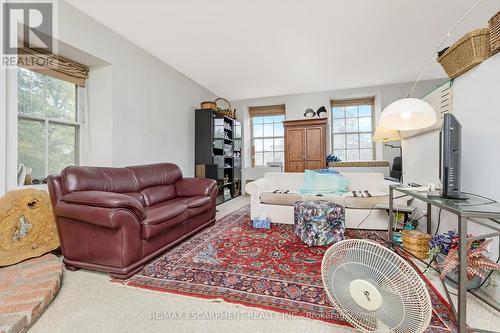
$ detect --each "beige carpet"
[30,195,500,333]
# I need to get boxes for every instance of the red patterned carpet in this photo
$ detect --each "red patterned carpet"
[119,205,457,331]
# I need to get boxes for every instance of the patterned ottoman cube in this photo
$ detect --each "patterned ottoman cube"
[293,200,345,246]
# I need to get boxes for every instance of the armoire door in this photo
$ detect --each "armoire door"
[304,126,325,170]
[284,118,327,172]
[285,128,305,172]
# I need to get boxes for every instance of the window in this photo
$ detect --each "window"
[250,105,285,166]
[17,68,83,180]
[331,98,374,161]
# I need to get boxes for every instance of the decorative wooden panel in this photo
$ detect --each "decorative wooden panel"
[0,189,59,266]
[283,118,327,172]
[305,127,324,159]
[287,161,305,172]
[286,128,304,160]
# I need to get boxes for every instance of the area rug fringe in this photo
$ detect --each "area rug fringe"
[112,279,355,328]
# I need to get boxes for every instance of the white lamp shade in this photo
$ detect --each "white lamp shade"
[379,98,436,131]
[373,126,401,142]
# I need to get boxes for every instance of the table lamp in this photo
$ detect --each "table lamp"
[373,125,402,156]
[373,126,401,143]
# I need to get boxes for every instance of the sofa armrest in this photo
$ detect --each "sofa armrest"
[175,178,217,197]
[62,191,145,221]
[245,178,270,199]
[55,201,142,230]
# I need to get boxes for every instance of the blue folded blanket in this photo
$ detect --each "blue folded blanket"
[299,170,349,195]
[313,168,338,174]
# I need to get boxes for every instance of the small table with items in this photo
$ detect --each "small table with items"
[388,185,500,333]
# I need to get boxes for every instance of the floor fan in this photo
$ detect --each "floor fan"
[321,239,432,332]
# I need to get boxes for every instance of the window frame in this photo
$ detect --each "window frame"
[330,98,375,161]
[17,68,86,179]
[250,111,285,167]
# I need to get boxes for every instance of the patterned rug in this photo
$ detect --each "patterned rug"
[118,205,457,331]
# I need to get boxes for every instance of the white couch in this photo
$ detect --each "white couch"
[245,172,403,230]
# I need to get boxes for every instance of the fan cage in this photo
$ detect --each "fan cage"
[321,239,432,333]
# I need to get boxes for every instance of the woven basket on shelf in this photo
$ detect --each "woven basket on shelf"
[402,230,431,259]
[437,28,491,79]
[214,97,235,118]
[489,11,500,54]
[200,101,216,109]
[200,98,234,118]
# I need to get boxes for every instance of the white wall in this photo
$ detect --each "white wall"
[57,0,217,171]
[232,79,444,185]
[85,65,113,166]
[403,53,500,300]
[0,1,216,194]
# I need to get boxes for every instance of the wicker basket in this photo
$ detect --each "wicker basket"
[489,11,500,54]
[437,28,491,79]
[200,101,216,109]
[402,230,431,259]
[214,97,235,118]
[200,98,235,118]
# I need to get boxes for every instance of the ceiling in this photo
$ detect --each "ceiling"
[65,0,499,100]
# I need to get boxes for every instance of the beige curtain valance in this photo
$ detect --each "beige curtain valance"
[249,104,286,117]
[17,47,89,87]
[331,97,374,107]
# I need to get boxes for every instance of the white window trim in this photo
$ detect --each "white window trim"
[250,116,284,167]
[14,67,88,188]
[331,100,376,161]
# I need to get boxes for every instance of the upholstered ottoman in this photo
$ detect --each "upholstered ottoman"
[293,200,345,246]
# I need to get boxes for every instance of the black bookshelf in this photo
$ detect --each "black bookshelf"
[195,109,242,205]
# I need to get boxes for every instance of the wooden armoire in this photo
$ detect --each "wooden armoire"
[283,118,327,172]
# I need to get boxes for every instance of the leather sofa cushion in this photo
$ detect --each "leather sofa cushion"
[61,166,139,194]
[170,196,211,218]
[142,210,189,239]
[175,178,217,197]
[128,163,182,190]
[142,201,188,239]
[187,203,211,218]
[260,192,302,206]
[143,201,187,225]
[61,163,185,206]
[121,192,146,206]
[182,196,211,208]
[140,185,176,206]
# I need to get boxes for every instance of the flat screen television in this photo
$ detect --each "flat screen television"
[439,113,468,200]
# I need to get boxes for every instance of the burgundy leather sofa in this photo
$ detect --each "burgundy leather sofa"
[47,163,217,279]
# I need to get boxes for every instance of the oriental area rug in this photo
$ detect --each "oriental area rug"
[117,205,457,332]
